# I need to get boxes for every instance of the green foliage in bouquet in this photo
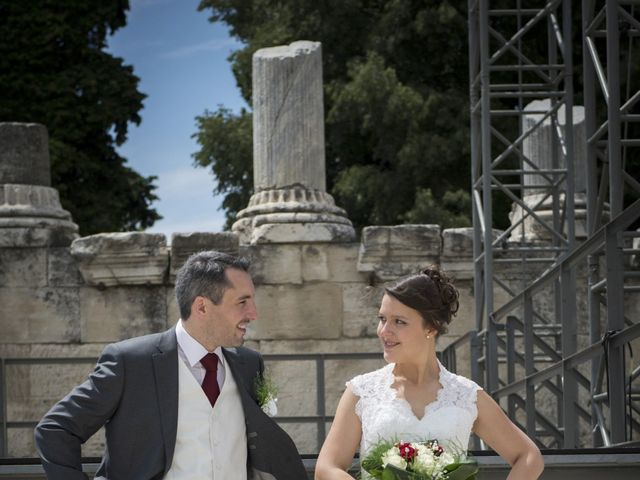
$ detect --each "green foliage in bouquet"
[442,460,478,480]
[361,439,396,478]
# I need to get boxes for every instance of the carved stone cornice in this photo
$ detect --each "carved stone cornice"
[71,233,168,287]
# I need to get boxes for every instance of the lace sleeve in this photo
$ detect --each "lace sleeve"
[346,374,365,398]
[345,367,386,420]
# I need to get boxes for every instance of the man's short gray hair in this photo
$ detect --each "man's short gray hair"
[174,251,250,320]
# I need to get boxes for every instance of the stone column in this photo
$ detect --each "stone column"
[0,123,78,246]
[508,100,592,242]
[232,41,355,244]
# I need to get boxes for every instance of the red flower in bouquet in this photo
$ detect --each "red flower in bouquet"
[398,442,417,462]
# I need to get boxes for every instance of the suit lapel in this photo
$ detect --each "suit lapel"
[152,327,179,474]
[223,347,253,399]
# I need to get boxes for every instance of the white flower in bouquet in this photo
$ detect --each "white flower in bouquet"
[414,446,436,470]
[438,451,455,467]
[381,446,407,470]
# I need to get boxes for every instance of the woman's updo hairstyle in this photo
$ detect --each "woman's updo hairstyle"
[384,266,459,335]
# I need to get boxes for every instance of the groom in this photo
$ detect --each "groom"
[35,251,307,480]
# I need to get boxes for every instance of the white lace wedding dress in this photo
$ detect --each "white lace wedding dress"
[347,360,482,478]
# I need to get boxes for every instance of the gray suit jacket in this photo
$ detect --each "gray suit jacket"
[35,327,307,480]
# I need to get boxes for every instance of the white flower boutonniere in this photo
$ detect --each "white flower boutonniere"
[254,372,278,417]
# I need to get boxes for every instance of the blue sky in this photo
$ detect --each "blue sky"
[107,0,247,242]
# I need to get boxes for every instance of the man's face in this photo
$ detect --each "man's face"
[204,268,258,348]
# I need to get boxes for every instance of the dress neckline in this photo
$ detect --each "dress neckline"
[384,360,448,421]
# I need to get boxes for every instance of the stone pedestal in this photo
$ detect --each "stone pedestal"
[0,123,78,247]
[232,41,355,244]
[507,101,599,243]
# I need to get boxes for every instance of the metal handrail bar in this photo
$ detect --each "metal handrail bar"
[492,323,640,400]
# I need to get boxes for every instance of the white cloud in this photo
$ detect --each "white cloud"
[155,166,215,196]
[143,166,228,244]
[161,38,240,59]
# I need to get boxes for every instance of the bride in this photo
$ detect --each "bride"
[315,267,544,479]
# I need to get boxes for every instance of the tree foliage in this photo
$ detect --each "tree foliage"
[194,0,473,232]
[0,0,160,235]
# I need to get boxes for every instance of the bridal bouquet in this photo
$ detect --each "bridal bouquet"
[362,439,478,480]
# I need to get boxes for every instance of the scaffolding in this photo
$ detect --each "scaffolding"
[464,0,640,448]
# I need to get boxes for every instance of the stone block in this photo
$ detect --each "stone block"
[257,337,381,355]
[442,228,475,258]
[0,122,51,186]
[82,429,107,457]
[71,232,169,286]
[0,287,80,343]
[0,247,48,287]
[444,280,476,337]
[251,283,343,339]
[7,427,38,457]
[0,342,106,358]
[262,360,317,416]
[298,243,367,283]
[0,343,107,454]
[80,286,168,342]
[301,244,330,281]
[169,232,240,282]
[358,225,442,280]
[48,247,83,286]
[6,361,96,420]
[441,228,474,280]
[342,284,383,338]
[244,244,302,285]
[278,422,318,456]
[166,287,179,325]
[0,224,78,248]
[326,244,366,282]
[250,222,355,244]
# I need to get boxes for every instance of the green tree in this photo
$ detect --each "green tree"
[0,0,160,235]
[194,0,472,232]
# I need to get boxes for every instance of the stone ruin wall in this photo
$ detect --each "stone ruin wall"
[3,204,613,456]
[0,205,487,456]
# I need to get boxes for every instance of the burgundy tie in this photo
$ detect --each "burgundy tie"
[200,353,220,407]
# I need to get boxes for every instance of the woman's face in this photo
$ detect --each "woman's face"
[376,293,433,364]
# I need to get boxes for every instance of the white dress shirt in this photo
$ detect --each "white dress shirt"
[175,319,225,388]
